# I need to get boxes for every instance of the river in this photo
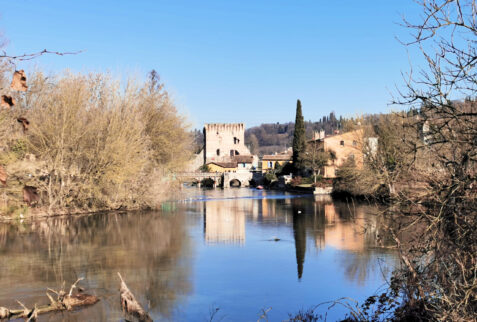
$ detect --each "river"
[0,189,397,321]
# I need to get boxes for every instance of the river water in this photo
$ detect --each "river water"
[0,189,397,321]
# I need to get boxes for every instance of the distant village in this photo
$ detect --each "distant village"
[186,122,375,191]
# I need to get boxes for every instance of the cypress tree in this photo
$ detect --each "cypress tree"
[292,99,306,172]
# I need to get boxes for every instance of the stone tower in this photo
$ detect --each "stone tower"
[203,123,251,163]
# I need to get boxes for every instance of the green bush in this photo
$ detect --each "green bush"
[264,172,277,184]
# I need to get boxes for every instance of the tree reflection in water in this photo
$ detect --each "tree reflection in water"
[0,190,398,321]
[291,198,307,279]
[292,195,394,283]
[0,212,192,320]
[195,190,395,283]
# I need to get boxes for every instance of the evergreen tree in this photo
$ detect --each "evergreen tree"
[292,99,306,172]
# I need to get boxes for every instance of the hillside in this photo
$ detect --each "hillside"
[245,112,343,156]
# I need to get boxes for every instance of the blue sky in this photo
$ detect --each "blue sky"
[0,1,421,128]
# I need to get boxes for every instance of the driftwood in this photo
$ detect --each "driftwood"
[0,278,98,320]
[118,272,153,322]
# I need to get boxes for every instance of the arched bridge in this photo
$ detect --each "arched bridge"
[174,172,223,188]
[175,171,253,188]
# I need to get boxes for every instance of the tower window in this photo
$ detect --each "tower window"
[216,149,220,156]
[234,137,240,144]
[340,140,344,146]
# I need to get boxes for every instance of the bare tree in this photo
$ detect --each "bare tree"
[363,1,477,320]
[303,140,330,184]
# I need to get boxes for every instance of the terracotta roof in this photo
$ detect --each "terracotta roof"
[262,154,292,161]
[308,129,364,142]
[233,155,254,163]
[206,161,237,168]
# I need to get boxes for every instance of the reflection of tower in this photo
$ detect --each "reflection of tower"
[203,200,245,244]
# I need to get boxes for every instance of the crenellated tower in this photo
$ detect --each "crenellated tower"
[203,123,251,163]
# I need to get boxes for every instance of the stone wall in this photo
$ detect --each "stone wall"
[204,123,251,163]
[323,129,364,178]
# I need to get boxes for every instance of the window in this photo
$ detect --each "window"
[234,137,240,144]
[268,161,273,168]
[340,140,344,146]
[352,140,357,147]
[216,149,220,156]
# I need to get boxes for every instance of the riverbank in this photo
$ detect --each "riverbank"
[0,70,191,222]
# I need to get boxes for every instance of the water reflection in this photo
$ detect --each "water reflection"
[203,201,245,244]
[193,190,392,281]
[0,190,396,321]
[0,212,192,320]
[293,211,307,279]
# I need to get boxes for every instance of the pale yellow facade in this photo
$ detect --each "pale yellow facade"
[261,159,292,173]
[206,162,237,173]
[261,152,293,173]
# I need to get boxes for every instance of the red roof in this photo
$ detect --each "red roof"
[233,155,254,163]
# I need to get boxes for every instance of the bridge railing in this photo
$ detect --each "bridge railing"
[175,172,222,178]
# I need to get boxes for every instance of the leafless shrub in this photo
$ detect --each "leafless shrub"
[355,1,477,320]
[0,70,191,213]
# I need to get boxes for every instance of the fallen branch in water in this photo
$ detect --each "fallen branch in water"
[0,279,99,320]
[118,272,153,322]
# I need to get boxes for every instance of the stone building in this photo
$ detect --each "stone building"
[203,123,252,164]
[308,129,365,178]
